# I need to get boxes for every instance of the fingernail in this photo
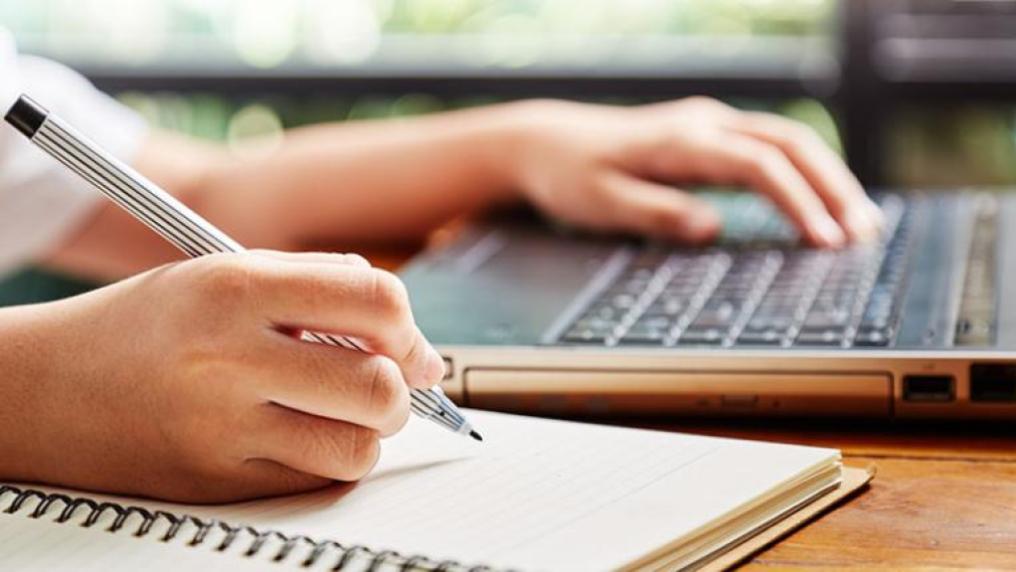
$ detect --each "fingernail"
[844,209,876,242]
[425,346,446,383]
[683,215,720,242]
[813,217,846,247]
[867,201,886,229]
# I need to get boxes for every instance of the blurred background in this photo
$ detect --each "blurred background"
[1,0,1015,301]
[5,0,1016,187]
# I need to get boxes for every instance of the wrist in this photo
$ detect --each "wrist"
[457,99,563,202]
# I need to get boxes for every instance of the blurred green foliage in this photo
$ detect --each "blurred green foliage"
[888,106,1016,187]
[0,0,833,69]
[0,0,833,42]
[381,0,832,36]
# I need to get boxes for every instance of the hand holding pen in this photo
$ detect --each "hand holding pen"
[6,94,478,441]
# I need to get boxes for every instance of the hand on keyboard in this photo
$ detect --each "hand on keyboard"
[510,97,884,248]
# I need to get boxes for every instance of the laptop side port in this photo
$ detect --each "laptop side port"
[970,363,1016,402]
[903,375,955,402]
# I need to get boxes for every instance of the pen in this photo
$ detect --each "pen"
[5,94,482,442]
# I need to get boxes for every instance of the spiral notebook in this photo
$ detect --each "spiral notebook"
[0,409,870,571]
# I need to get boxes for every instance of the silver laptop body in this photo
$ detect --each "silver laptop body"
[401,191,1016,420]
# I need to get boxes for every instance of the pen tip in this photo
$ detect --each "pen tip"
[469,430,483,442]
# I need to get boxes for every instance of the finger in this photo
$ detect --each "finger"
[641,96,739,122]
[237,257,445,388]
[252,403,381,482]
[252,249,372,268]
[673,132,848,247]
[593,171,721,243]
[252,251,375,340]
[246,336,411,436]
[731,113,884,241]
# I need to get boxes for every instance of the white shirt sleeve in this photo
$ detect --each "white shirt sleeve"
[0,30,148,278]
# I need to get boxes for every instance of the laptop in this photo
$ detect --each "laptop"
[400,190,1016,420]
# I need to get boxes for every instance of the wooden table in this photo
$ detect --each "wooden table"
[643,419,1016,569]
[369,247,1016,570]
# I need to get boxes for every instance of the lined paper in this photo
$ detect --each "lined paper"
[7,410,838,571]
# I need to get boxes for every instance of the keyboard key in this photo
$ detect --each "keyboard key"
[641,314,672,327]
[859,315,891,330]
[571,317,614,331]
[689,300,741,329]
[736,329,786,345]
[586,304,622,322]
[854,327,891,347]
[746,315,796,331]
[801,308,851,330]
[794,329,845,346]
[562,328,610,344]
[610,293,638,310]
[645,297,686,317]
[619,327,668,345]
[677,328,726,345]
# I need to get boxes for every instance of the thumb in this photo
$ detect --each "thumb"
[596,171,721,243]
[251,250,373,268]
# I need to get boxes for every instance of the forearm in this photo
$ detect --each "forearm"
[193,101,528,249]
[44,102,532,281]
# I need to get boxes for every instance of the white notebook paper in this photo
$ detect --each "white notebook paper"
[1,409,843,571]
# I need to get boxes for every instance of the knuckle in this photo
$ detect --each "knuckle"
[365,357,409,421]
[587,175,618,207]
[747,146,786,181]
[400,331,428,368]
[305,422,378,482]
[343,426,381,480]
[339,253,371,268]
[368,269,411,320]
[589,173,635,213]
[645,207,687,236]
[196,254,257,299]
[684,95,718,109]
[383,396,412,437]
[782,123,822,152]
[682,96,729,116]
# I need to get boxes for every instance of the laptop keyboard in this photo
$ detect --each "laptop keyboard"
[559,194,913,349]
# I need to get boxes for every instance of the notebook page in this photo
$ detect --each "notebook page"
[117,409,838,571]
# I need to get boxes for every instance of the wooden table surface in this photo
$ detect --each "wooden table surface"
[369,246,1016,571]
[644,419,1016,569]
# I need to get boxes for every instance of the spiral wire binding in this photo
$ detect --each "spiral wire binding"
[0,485,501,572]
